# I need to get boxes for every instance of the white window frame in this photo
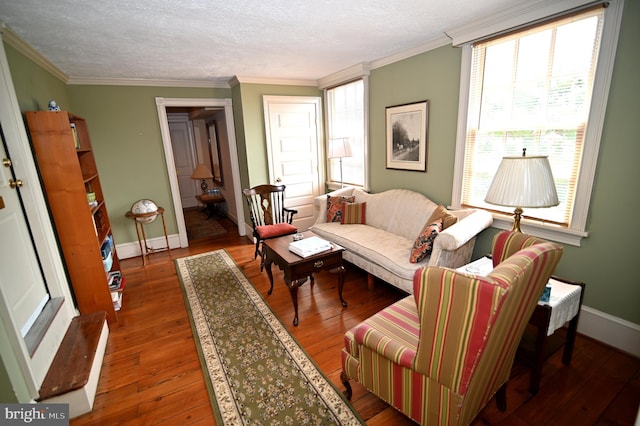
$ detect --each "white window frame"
[319,64,370,191]
[450,0,624,246]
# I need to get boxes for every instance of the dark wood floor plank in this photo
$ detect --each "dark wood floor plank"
[70,216,640,425]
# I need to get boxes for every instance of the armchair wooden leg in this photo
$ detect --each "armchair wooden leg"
[254,240,260,260]
[496,383,507,412]
[340,371,353,400]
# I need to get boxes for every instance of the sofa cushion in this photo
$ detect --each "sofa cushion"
[350,296,419,369]
[327,195,355,222]
[427,204,458,230]
[312,222,426,282]
[410,219,443,263]
[341,202,366,224]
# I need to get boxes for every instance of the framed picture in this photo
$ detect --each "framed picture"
[386,100,429,171]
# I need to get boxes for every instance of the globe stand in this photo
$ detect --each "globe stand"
[125,207,171,266]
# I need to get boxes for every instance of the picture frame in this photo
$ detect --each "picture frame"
[385,100,428,171]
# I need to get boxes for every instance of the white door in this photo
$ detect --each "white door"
[0,138,49,338]
[264,96,323,232]
[168,114,198,208]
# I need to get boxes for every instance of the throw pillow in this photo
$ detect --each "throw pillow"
[341,202,366,224]
[409,218,443,263]
[427,204,458,230]
[327,195,355,222]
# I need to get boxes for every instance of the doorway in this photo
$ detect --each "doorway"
[155,97,245,248]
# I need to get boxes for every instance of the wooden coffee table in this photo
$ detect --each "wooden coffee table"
[263,231,346,326]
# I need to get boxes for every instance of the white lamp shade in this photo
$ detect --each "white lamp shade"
[191,163,213,179]
[485,156,559,208]
[328,137,352,158]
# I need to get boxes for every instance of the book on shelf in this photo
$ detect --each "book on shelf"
[111,290,123,311]
[108,270,124,291]
[87,192,97,208]
[70,123,80,148]
[289,236,332,258]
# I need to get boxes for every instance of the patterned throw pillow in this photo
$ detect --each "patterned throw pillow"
[327,195,355,222]
[341,202,366,224]
[409,218,443,263]
[427,205,458,230]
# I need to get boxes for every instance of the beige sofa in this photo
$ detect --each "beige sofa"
[310,187,493,294]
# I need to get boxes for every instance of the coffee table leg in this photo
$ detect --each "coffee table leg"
[337,266,347,307]
[265,256,275,295]
[286,279,300,326]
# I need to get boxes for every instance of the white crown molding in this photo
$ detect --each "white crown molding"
[446,0,595,46]
[317,63,371,89]
[229,75,318,87]
[369,35,452,70]
[0,23,68,83]
[67,76,231,88]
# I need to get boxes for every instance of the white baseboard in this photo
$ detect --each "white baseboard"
[116,234,182,260]
[578,305,640,358]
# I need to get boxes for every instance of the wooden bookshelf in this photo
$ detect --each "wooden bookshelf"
[26,111,119,323]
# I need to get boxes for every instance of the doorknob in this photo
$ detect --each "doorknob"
[2,158,11,167]
[9,178,23,188]
[276,177,282,183]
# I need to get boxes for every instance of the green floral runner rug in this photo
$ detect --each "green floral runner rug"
[175,249,364,425]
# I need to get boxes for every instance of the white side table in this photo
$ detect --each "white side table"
[458,256,585,394]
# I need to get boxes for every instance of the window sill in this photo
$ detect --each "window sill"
[489,214,588,247]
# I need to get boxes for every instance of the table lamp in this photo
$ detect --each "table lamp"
[484,148,559,232]
[328,137,352,188]
[191,164,214,193]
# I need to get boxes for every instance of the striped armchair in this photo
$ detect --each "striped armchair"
[340,231,563,425]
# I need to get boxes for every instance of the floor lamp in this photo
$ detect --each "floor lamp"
[485,149,559,232]
[328,137,352,188]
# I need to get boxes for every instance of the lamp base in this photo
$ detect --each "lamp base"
[512,207,523,232]
[200,179,208,194]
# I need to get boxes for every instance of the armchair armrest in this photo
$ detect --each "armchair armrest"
[283,207,298,224]
[412,266,506,394]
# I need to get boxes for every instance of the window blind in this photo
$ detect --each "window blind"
[461,7,604,226]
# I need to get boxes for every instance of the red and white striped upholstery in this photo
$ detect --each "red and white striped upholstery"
[341,231,563,425]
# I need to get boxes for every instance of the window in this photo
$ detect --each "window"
[452,1,622,245]
[325,79,366,189]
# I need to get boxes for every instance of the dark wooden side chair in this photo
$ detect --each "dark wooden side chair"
[243,184,298,270]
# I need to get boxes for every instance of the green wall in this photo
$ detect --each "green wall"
[4,0,639,326]
[5,44,69,112]
[66,85,231,243]
[367,0,640,324]
[368,45,461,203]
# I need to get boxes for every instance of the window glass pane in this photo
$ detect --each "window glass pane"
[326,79,365,186]
[462,8,603,226]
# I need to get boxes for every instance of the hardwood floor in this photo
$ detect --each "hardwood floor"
[71,217,640,425]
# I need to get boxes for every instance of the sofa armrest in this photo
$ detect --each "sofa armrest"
[435,209,493,251]
[311,187,356,227]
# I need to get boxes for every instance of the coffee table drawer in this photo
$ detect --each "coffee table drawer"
[292,252,342,277]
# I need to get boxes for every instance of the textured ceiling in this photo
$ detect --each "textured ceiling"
[0,0,528,84]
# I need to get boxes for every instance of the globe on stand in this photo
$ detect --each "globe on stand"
[130,199,159,223]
